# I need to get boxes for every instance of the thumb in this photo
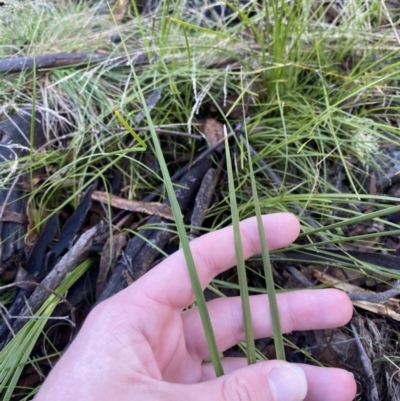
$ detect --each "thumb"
[191,361,307,401]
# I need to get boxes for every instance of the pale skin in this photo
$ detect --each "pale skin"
[35,213,357,401]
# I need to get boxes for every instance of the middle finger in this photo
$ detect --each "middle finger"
[182,289,352,360]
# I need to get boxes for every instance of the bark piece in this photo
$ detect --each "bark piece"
[0,186,96,345]
[25,213,58,278]
[190,167,220,239]
[92,191,175,220]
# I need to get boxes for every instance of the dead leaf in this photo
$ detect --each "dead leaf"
[201,118,224,151]
[0,208,27,224]
[313,328,359,369]
[123,270,134,286]
[92,191,175,221]
[96,232,127,297]
[25,197,45,246]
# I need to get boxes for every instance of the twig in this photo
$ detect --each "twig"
[0,303,75,326]
[351,321,379,401]
[349,280,400,303]
[0,52,108,73]
[0,281,72,308]
[0,304,15,337]
[0,51,149,74]
[98,126,203,140]
[284,265,313,287]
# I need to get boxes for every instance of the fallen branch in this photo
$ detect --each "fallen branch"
[0,52,108,73]
[351,321,379,401]
[0,51,149,74]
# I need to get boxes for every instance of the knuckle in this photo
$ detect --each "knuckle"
[221,375,254,401]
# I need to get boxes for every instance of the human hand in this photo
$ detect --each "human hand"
[34,213,356,401]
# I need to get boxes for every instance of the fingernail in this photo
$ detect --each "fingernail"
[268,365,307,401]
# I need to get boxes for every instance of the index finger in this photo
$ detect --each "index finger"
[122,213,300,309]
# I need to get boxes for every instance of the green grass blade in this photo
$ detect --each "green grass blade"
[244,131,286,361]
[299,204,400,237]
[129,70,224,376]
[113,108,147,149]
[224,126,256,365]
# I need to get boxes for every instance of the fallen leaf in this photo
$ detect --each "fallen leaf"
[0,208,27,224]
[25,197,44,246]
[96,232,127,297]
[201,118,224,151]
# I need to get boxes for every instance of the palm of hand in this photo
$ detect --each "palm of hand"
[112,299,203,384]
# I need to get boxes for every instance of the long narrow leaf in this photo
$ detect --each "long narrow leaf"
[244,132,286,360]
[113,108,147,149]
[129,72,224,376]
[224,126,256,365]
